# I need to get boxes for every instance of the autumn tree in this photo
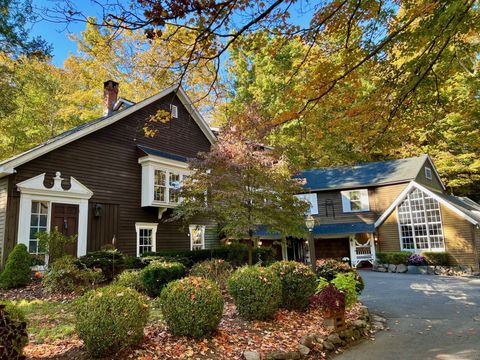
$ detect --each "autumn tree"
[174,112,309,264]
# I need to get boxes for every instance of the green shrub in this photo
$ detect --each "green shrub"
[42,255,103,294]
[331,272,358,308]
[159,276,224,338]
[0,303,28,359]
[140,261,186,297]
[375,251,412,265]
[227,266,282,320]
[422,252,449,266]
[114,270,144,292]
[0,244,31,289]
[315,258,364,294]
[77,249,126,281]
[190,259,233,289]
[36,228,77,263]
[269,261,317,310]
[75,285,149,357]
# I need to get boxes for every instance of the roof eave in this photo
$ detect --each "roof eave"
[303,179,414,193]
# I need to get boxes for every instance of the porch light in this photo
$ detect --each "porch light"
[305,215,315,231]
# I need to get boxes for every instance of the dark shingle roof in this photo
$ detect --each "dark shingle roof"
[433,192,480,224]
[137,145,188,163]
[298,155,428,191]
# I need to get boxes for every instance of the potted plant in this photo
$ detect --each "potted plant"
[311,284,346,330]
[407,254,428,274]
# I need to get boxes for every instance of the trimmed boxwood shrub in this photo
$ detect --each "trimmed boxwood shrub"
[114,270,144,292]
[375,251,412,265]
[77,249,126,281]
[159,276,224,338]
[0,302,28,360]
[190,259,233,289]
[315,258,364,294]
[75,285,149,357]
[269,261,317,310]
[422,252,449,266]
[227,266,282,320]
[0,244,32,289]
[42,255,103,294]
[140,261,186,297]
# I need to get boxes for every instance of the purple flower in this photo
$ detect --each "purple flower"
[408,254,427,266]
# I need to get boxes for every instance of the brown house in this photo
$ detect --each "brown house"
[258,155,480,270]
[0,81,220,267]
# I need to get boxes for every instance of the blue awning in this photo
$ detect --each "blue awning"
[253,222,375,239]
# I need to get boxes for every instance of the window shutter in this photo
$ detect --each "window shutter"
[341,191,351,212]
[360,189,370,211]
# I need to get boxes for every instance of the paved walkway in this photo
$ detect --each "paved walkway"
[335,271,480,360]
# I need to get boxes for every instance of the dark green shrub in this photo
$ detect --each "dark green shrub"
[375,251,412,265]
[124,255,146,269]
[75,285,149,357]
[140,261,186,297]
[114,270,144,292]
[77,249,126,281]
[0,303,28,359]
[0,244,31,289]
[269,261,317,310]
[315,258,364,294]
[227,266,282,320]
[190,259,233,289]
[159,276,224,338]
[422,252,449,266]
[42,255,103,294]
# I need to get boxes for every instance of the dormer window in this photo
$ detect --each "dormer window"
[425,167,432,180]
[170,104,178,118]
[139,154,190,208]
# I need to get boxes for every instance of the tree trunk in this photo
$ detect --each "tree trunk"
[248,238,253,265]
[281,237,288,261]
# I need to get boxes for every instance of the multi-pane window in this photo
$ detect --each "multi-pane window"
[29,201,48,254]
[189,225,205,250]
[397,188,445,251]
[135,223,157,257]
[153,169,185,204]
[341,189,369,212]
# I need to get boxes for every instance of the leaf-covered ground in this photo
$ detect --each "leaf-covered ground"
[2,284,363,359]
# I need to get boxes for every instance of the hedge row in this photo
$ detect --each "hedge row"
[376,251,449,266]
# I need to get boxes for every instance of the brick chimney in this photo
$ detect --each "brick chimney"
[103,80,119,116]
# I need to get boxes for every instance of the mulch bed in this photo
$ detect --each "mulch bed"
[22,300,363,360]
[0,281,78,302]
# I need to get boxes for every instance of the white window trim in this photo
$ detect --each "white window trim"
[425,167,432,180]
[139,155,191,208]
[16,172,92,257]
[341,189,370,213]
[396,189,445,253]
[189,224,206,250]
[135,222,158,257]
[295,193,318,215]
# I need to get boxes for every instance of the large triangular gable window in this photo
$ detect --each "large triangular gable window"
[397,188,445,252]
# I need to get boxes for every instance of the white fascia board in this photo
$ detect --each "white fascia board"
[0,84,215,175]
[423,154,446,191]
[138,155,190,170]
[374,181,478,228]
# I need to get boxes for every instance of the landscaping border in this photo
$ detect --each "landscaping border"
[373,263,479,276]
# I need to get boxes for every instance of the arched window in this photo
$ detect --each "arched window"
[397,188,445,251]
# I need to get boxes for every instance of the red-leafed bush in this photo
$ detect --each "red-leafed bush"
[310,284,345,313]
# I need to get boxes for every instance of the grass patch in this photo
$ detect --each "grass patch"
[14,299,76,344]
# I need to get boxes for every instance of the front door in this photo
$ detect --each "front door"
[51,203,79,257]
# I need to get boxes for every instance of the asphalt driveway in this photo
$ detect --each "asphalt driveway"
[335,271,480,360]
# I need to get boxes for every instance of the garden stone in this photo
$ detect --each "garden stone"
[265,351,288,360]
[300,335,315,348]
[459,265,472,274]
[408,265,428,274]
[427,266,435,275]
[312,333,324,344]
[353,319,367,328]
[396,264,407,273]
[352,329,361,339]
[327,333,342,345]
[244,351,261,360]
[323,340,334,351]
[298,345,310,356]
[388,264,397,273]
[286,351,301,360]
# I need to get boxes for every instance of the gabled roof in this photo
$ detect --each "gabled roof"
[375,181,480,227]
[137,145,188,163]
[0,85,216,178]
[298,155,438,192]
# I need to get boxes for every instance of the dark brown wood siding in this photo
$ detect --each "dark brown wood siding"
[5,94,218,257]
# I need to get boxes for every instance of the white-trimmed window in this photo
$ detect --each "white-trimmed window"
[294,193,318,215]
[170,104,178,118]
[29,201,49,254]
[189,225,205,250]
[135,223,158,256]
[425,167,432,180]
[341,189,369,212]
[397,188,445,252]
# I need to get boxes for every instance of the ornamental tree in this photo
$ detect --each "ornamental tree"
[174,112,309,264]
